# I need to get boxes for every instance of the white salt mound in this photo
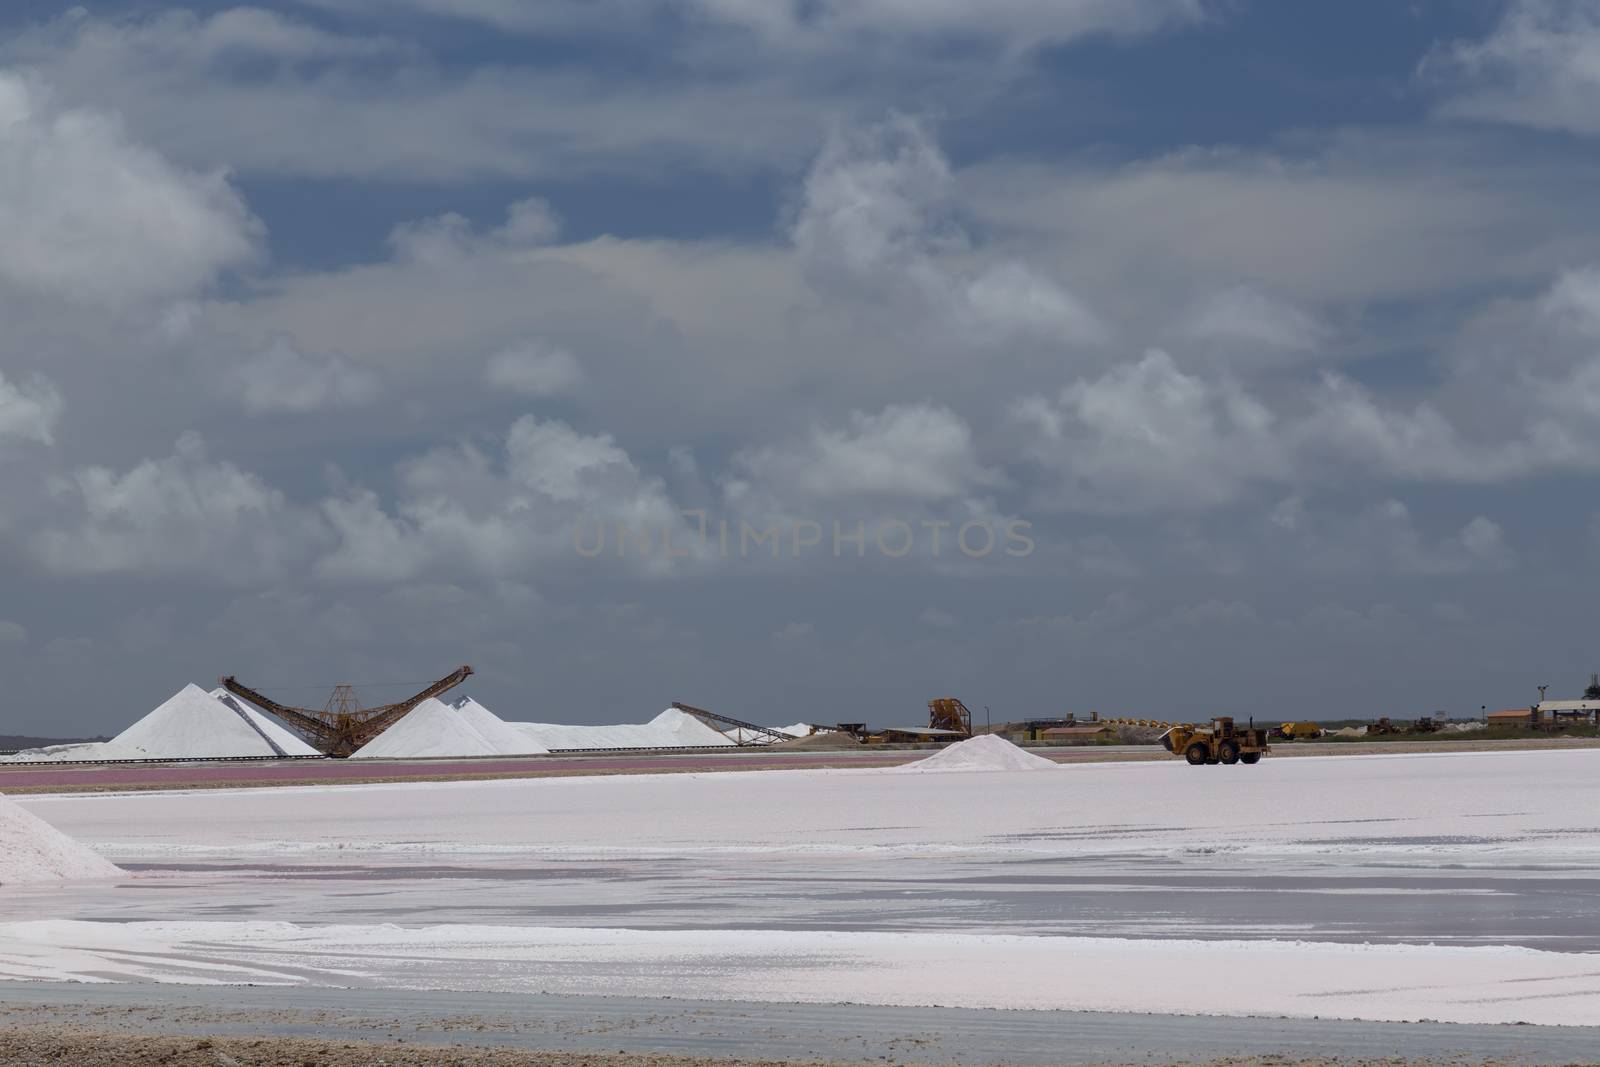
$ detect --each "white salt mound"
[0,793,122,885]
[451,697,550,755]
[113,684,309,759]
[351,698,501,759]
[515,708,737,751]
[894,734,1061,773]
[0,741,149,764]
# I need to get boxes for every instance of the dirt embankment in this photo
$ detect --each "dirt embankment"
[0,1028,1554,1067]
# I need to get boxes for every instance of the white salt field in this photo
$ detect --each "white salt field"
[4,744,1600,1026]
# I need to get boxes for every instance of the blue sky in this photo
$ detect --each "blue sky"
[3,0,1600,734]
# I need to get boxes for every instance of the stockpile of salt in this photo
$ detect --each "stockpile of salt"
[893,734,1061,773]
[0,793,122,886]
[451,697,551,755]
[350,698,501,758]
[514,708,736,751]
[113,684,318,759]
[0,741,149,763]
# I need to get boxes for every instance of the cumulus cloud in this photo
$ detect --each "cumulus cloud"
[317,416,689,583]
[1179,286,1327,353]
[792,117,1104,345]
[0,70,259,304]
[484,340,583,397]
[1013,350,1283,513]
[389,197,563,264]
[32,433,320,582]
[1426,0,1600,136]
[1272,500,1515,576]
[0,372,64,446]
[731,402,1001,503]
[1012,261,1600,514]
[233,336,380,414]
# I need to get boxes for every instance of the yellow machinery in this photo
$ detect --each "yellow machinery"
[1279,721,1322,740]
[1105,716,1270,766]
[927,698,974,738]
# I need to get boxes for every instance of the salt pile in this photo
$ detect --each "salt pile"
[452,697,550,755]
[894,734,1061,773]
[113,684,319,759]
[1,685,320,762]
[351,697,551,758]
[0,741,149,763]
[514,708,736,751]
[0,793,122,886]
[350,698,499,758]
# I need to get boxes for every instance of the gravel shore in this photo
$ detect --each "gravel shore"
[0,1027,1583,1067]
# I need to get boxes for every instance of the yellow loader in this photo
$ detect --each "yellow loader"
[1106,716,1271,766]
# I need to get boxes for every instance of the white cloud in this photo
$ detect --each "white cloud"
[0,372,63,446]
[1272,500,1515,576]
[962,136,1600,308]
[3,8,832,182]
[1179,286,1326,352]
[731,402,1001,503]
[0,70,259,304]
[233,336,380,414]
[484,341,583,397]
[792,118,1104,345]
[389,198,564,264]
[32,433,320,582]
[1013,350,1283,512]
[316,416,689,583]
[0,620,27,644]
[1426,0,1600,136]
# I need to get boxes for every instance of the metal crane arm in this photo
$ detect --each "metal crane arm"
[366,665,475,718]
[219,665,474,757]
[218,676,340,747]
[352,665,476,738]
[670,702,791,745]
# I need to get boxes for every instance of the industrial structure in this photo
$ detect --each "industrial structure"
[927,698,975,737]
[670,702,794,746]
[219,666,475,757]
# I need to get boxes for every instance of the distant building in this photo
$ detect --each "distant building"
[1486,708,1533,726]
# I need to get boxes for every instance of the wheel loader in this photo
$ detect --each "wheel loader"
[1161,717,1269,765]
[1103,716,1270,765]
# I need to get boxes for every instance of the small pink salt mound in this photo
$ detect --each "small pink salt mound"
[0,793,122,886]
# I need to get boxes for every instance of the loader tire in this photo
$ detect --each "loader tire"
[1240,752,1262,765]
[1185,742,1210,765]
[1218,740,1241,765]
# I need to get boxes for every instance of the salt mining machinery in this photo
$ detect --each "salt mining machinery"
[219,665,474,757]
[1103,716,1270,766]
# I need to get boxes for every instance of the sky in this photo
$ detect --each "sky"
[3,0,1600,736]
